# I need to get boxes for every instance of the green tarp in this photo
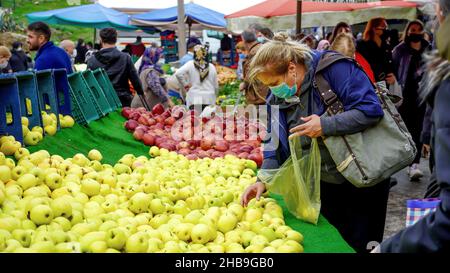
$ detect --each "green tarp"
[28,110,354,253]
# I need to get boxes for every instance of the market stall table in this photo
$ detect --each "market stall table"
[28,110,355,253]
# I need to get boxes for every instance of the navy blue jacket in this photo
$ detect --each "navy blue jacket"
[34,42,73,74]
[381,78,450,252]
[262,51,384,183]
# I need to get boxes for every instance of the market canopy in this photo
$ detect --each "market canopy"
[226,0,418,32]
[26,3,137,31]
[131,2,227,31]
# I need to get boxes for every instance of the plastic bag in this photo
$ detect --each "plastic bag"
[258,137,321,224]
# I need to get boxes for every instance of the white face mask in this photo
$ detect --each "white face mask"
[0,61,8,69]
[72,49,77,58]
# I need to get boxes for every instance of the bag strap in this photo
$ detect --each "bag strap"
[314,52,350,115]
[314,52,378,115]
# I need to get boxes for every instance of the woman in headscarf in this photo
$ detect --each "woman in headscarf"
[131,46,172,109]
[174,45,218,110]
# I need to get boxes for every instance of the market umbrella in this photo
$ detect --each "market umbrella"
[26,3,137,31]
[225,0,418,32]
[131,2,227,32]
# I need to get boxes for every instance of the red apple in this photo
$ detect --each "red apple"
[187,140,200,150]
[125,120,139,132]
[160,143,176,151]
[122,107,132,118]
[185,154,198,160]
[152,104,165,115]
[178,148,191,156]
[197,150,209,159]
[211,151,224,158]
[214,140,229,152]
[147,118,156,126]
[143,133,155,146]
[200,139,214,151]
[238,152,249,159]
[248,153,263,167]
[130,112,141,121]
[224,151,237,157]
[177,141,190,150]
[239,145,254,153]
[137,116,149,126]
[165,117,176,126]
[133,129,145,141]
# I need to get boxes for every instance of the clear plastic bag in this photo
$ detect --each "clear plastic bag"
[258,137,321,224]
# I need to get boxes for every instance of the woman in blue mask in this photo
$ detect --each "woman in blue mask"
[241,33,389,253]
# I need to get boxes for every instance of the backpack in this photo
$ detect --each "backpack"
[314,52,416,187]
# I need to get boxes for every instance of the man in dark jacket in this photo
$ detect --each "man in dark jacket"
[9,41,30,72]
[87,28,143,107]
[377,1,450,252]
[26,22,73,74]
[75,38,88,64]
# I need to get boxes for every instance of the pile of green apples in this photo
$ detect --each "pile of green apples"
[0,146,304,253]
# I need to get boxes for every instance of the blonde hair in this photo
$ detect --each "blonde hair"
[248,32,312,83]
[0,46,12,58]
[330,33,355,58]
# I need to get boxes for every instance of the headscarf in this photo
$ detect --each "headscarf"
[193,45,209,82]
[139,46,163,74]
[317,39,330,51]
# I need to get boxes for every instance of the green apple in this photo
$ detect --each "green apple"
[11,165,27,180]
[128,192,151,214]
[114,163,131,175]
[21,219,37,230]
[190,224,211,244]
[101,200,118,213]
[30,205,54,225]
[80,231,107,252]
[173,200,190,216]
[250,235,269,247]
[217,213,238,233]
[285,230,304,243]
[80,178,101,197]
[72,153,89,167]
[262,246,277,253]
[4,239,23,252]
[245,160,258,171]
[149,198,166,215]
[45,172,63,190]
[225,242,245,253]
[52,217,72,232]
[228,203,245,220]
[147,238,163,253]
[250,219,266,234]
[50,197,72,218]
[259,226,277,242]
[275,225,292,239]
[50,230,70,244]
[125,232,149,253]
[149,214,169,229]
[244,208,263,223]
[163,241,182,253]
[14,147,30,161]
[224,230,242,244]
[30,241,56,253]
[12,229,33,247]
[89,240,108,253]
[245,244,264,253]
[184,210,203,225]
[207,243,225,253]
[9,210,27,220]
[149,146,160,157]
[173,223,193,242]
[241,231,257,248]
[0,217,21,232]
[56,242,81,253]
[102,175,117,188]
[69,210,84,226]
[87,149,103,162]
[0,165,12,182]
[106,227,127,250]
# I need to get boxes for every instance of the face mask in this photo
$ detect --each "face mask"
[380,29,389,41]
[72,49,77,58]
[0,62,8,69]
[239,53,246,60]
[407,33,423,43]
[269,73,298,99]
[257,37,266,44]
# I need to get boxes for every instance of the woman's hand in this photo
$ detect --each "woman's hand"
[289,115,323,139]
[422,144,430,158]
[241,181,266,207]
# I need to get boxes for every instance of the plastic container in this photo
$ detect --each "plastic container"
[81,70,112,116]
[0,74,23,143]
[53,68,72,116]
[35,69,60,130]
[15,71,42,129]
[67,72,100,125]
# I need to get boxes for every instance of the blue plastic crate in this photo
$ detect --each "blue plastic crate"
[14,71,42,129]
[0,74,24,144]
[35,69,61,131]
[53,69,72,116]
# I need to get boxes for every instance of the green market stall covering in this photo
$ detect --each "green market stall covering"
[28,110,354,253]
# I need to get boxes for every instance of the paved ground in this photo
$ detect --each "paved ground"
[383,158,431,240]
